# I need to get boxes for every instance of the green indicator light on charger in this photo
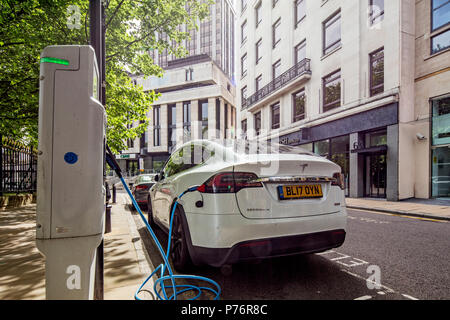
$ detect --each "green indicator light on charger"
[40,57,69,66]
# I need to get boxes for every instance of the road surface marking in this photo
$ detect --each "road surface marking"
[347,208,447,223]
[317,251,368,267]
[402,294,419,300]
[316,250,336,256]
[348,215,390,224]
[354,295,372,300]
[318,250,420,300]
[341,269,395,294]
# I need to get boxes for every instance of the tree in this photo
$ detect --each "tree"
[0,0,210,152]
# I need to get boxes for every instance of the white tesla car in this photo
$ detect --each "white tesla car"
[147,139,347,271]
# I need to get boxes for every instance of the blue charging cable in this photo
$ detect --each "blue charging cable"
[118,176,221,300]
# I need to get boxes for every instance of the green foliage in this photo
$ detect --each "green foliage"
[0,0,211,152]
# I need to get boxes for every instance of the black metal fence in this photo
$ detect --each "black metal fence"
[243,58,312,110]
[0,136,37,195]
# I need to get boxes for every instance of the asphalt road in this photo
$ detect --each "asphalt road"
[132,204,450,300]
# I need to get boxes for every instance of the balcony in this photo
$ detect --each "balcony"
[242,58,311,111]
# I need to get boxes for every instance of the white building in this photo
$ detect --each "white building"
[118,0,237,173]
[237,0,450,200]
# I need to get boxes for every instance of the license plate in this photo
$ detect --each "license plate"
[278,185,323,200]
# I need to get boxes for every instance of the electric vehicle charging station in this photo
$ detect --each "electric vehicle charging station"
[36,44,219,301]
[36,45,106,300]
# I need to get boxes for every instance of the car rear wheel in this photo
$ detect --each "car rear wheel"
[170,207,192,272]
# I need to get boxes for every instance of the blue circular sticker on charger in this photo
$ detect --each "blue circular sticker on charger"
[64,152,78,164]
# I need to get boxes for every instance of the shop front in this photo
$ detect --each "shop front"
[277,103,399,200]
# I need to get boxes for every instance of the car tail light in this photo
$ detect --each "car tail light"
[197,172,262,194]
[136,185,149,191]
[331,172,345,190]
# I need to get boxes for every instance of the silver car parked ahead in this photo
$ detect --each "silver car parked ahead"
[130,174,157,210]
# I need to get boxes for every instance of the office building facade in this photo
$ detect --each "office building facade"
[118,0,237,174]
[237,0,450,200]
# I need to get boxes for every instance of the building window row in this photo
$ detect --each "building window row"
[240,0,387,74]
[246,1,383,32]
[156,101,237,148]
[245,46,385,135]
[431,0,450,54]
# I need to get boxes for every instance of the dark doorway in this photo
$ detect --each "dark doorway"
[365,153,387,198]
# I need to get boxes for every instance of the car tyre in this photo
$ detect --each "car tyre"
[170,206,192,272]
[147,196,157,229]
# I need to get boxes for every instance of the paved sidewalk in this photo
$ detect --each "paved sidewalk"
[0,200,154,300]
[0,205,45,300]
[346,198,450,221]
[104,198,154,300]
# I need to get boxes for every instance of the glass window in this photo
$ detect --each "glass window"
[216,99,221,132]
[256,38,262,63]
[330,136,350,196]
[323,11,341,55]
[431,29,450,54]
[313,136,350,196]
[323,69,341,112]
[431,147,450,197]
[153,106,161,147]
[295,0,306,26]
[255,75,263,92]
[183,101,191,142]
[241,20,247,44]
[295,40,306,64]
[432,0,450,31]
[241,119,248,139]
[187,27,197,56]
[168,104,177,151]
[271,103,280,130]
[200,100,209,139]
[370,47,384,96]
[164,144,198,178]
[432,95,450,146]
[272,18,281,48]
[241,0,247,12]
[255,2,262,27]
[293,89,306,122]
[241,86,247,106]
[200,14,212,56]
[314,139,330,157]
[365,129,387,147]
[241,53,247,77]
[331,135,350,154]
[273,60,281,80]
[254,111,262,136]
[369,0,384,25]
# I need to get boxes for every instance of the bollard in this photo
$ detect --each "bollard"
[105,204,112,234]
[105,181,111,203]
[112,184,116,204]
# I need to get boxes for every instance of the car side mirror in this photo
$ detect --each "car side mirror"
[154,174,159,182]
[129,182,133,188]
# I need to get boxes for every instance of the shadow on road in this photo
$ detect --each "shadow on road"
[134,220,384,300]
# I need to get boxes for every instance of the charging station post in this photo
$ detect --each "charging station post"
[36,45,106,300]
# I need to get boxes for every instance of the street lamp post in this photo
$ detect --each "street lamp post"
[89,0,106,300]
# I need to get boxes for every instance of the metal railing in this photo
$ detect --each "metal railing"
[242,58,311,110]
[0,136,37,195]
